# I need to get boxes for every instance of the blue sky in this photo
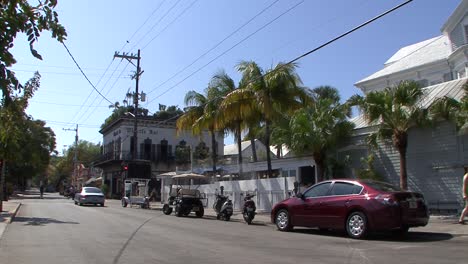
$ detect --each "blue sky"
[9,0,461,153]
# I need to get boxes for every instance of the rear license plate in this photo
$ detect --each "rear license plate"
[247,207,255,212]
[409,201,417,209]
[192,207,199,211]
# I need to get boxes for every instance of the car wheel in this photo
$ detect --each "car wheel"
[74,201,77,205]
[79,203,83,206]
[275,209,293,231]
[195,207,204,218]
[121,199,127,208]
[100,203,105,207]
[346,211,368,239]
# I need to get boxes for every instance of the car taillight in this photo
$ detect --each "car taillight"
[81,195,86,199]
[375,194,398,206]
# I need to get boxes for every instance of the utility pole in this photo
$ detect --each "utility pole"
[64,124,78,187]
[114,50,143,160]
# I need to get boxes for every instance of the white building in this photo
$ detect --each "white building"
[348,0,468,213]
[96,116,223,198]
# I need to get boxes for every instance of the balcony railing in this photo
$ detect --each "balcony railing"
[97,150,175,163]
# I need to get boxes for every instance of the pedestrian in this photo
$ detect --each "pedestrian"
[459,166,468,224]
[40,184,44,199]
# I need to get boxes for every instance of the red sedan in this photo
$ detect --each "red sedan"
[271,179,429,239]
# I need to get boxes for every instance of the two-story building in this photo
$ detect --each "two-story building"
[344,0,468,213]
[95,116,223,198]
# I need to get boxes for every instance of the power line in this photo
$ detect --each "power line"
[43,119,101,128]
[29,100,109,108]
[144,0,281,97]
[62,42,115,106]
[11,69,132,78]
[77,62,132,125]
[146,0,305,105]
[145,0,414,127]
[141,0,199,50]
[129,0,182,52]
[285,0,414,65]
[127,0,167,44]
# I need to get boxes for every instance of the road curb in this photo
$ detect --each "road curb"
[6,202,21,224]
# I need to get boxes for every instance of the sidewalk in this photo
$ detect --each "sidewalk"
[148,201,468,234]
[0,201,22,240]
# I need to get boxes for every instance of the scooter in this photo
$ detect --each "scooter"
[242,193,256,225]
[213,186,233,221]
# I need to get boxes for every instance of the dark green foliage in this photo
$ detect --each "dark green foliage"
[1,0,67,102]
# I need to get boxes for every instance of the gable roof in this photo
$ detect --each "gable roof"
[224,140,257,156]
[355,36,451,85]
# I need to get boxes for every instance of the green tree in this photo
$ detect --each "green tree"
[177,75,227,174]
[349,80,430,190]
[215,71,248,176]
[1,0,67,102]
[233,61,305,178]
[280,86,354,182]
[429,80,468,134]
[49,140,101,188]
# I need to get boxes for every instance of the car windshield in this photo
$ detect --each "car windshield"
[84,187,103,194]
[362,180,401,192]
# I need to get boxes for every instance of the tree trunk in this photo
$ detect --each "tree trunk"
[314,154,325,183]
[0,159,6,211]
[210,130,217,174]
[250,137,257,162]
[398,146,408,190]
[236,121,243,177]
[394,132,408,190]
[265,121,273,178]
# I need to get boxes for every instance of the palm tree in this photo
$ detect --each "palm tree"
[235,61,305,178]
[349,80,429,190]
[214,71,249,177]
[176,86,222,174]
[429,80,468,134]
[281,86,354,182]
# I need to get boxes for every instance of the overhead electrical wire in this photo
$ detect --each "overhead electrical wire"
[145,0,413,126]
[62,42,115,106]
[129,0,182,52]
[29,100,109,108]
[141,0,199,50]
[144,0,281,97]
[145,0,305,105]
[127,0,167,44]
[77,62,132,125]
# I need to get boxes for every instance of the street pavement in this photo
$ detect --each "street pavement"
[1,191,467,264]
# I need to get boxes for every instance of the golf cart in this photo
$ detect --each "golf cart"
[162,173,207,217]
[121,178,150,209]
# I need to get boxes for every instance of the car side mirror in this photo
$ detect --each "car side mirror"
[296,193,304,200]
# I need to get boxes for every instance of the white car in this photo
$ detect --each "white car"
[74,187,105,206]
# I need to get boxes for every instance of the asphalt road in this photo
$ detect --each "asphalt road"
[1,193,467,264]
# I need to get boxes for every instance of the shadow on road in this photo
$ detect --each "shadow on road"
[162,213,268,226]
[13,217,79,226]
[289,228,454,242]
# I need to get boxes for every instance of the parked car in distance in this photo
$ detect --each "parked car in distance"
[271,179,429,239]
[74,187,105,207]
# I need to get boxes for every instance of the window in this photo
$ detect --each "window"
[303,182,331,198]
[330,182,362,196]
